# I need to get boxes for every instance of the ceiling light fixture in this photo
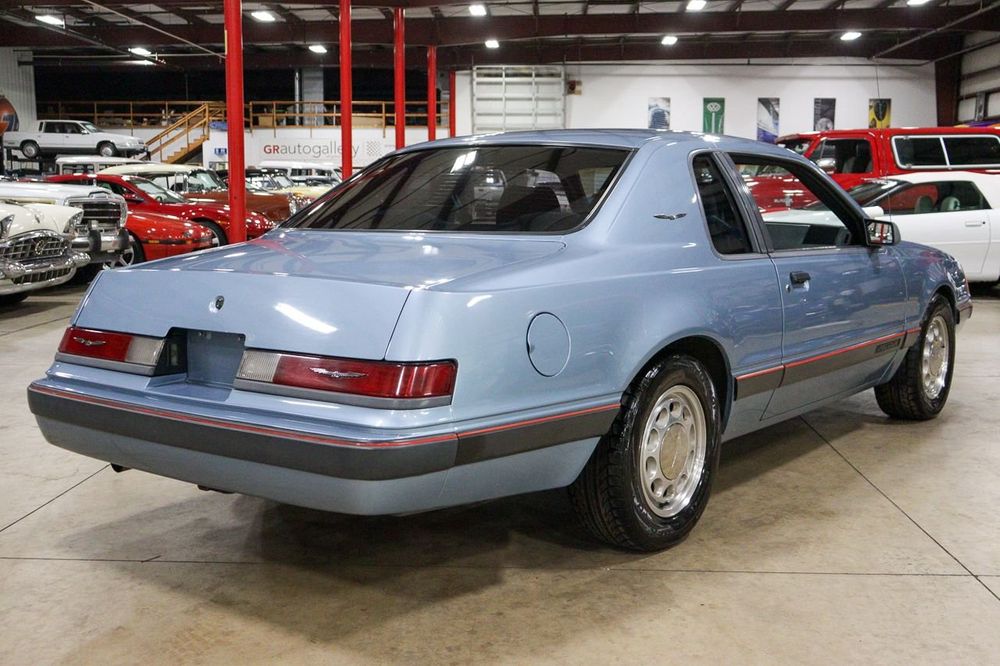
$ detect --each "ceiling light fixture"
[840,31,862,41]
[485,38,500,49]
[129,46,152,56]
[686,0,707,11]
[905,0,931,5]
[308,44,327,54]
[469,4,488,16]
[250,10,276,22]
[35,14,65,27]
[661,35,678,46]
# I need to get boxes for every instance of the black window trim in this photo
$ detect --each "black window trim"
[727,151,869,255]
[687,150,768,261]
[891,133,1000,170]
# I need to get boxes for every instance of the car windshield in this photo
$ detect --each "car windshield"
[79,122,99,134]
[187,170,226,192]
[286,145,629,233]
[127,176,187,203]
[804,180,898,211]
[271,173,295,188]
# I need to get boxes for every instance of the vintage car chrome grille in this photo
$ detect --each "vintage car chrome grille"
[69,198,125,233]
[0,233,68,263]
[12,266,73,285]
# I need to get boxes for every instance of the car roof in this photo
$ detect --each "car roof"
[396,129,782,155]
[0,181,112,198]
[56,155,145,165]
[101,163,201,175]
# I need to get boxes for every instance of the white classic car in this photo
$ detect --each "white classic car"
[2,120,147,159]
[0,182,129,267]
[0,201,90,306]
[842,171,1000,283]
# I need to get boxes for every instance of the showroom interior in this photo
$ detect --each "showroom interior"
[1,0,1000,662]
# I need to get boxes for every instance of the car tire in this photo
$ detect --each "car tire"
[97,142,118,157]
[569,354,722,551]
[195,220,228,245]
[0,293,30,307]
[875,294,956,420]
[20,141,40,159]
[101,233,144,269]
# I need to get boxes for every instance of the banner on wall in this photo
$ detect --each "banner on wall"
[756,98,780,143]
[869,98,891,128]
[648,97,671,130]
[702,98,725,133]
[813,98,836,131]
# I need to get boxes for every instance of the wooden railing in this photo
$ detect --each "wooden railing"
[146,103,226,163]
[38,99,448,132]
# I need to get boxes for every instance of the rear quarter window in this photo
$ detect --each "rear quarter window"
[944,136,1000,166]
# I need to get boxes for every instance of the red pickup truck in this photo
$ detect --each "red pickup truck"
[745,127,1000,209]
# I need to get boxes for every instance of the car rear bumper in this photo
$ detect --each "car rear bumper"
[28,381,617,514]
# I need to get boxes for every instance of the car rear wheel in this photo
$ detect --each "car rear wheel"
[20,141,39,159]
[875,295,956,420]
[569,354,721,551]
[97,142,118,157]
[194,220,228,245]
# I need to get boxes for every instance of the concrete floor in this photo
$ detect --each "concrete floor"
[2,283,999,664]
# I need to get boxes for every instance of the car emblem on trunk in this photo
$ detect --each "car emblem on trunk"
[214,296,225,310]
[72,337,105,347]
[309,368,366,380]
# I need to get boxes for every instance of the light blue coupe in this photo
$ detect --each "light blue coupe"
[28,130,972,551]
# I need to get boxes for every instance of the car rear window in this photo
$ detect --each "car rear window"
[893,134,1000,168]
[943,136,1000,166]
[286,145,630,233]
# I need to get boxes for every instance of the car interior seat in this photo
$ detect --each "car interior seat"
[939,196,961,212]
[914,195,935,214]
[495,185,562,230]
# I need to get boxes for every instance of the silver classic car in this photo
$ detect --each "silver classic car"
[0,181,129,267]
[29,130,971,551]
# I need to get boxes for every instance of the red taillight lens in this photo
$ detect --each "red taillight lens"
[57,326,178,375]
[237,350,457,404]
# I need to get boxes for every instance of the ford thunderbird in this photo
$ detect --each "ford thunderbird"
[28,130,972,551]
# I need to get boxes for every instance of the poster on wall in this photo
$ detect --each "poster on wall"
[869,98,891,128]
[813,98,836,131]
[648,97,671,130]
[756,98,780,143]
[703,98,725,133]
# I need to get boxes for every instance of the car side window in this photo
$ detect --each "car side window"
[734,156,858,251]
[884,181,988,214]
[64,123,82,135]
[691,155,754,255]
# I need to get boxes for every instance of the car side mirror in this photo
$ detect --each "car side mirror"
[815,157,837,173]
[125,195,143,204]
[866,219,900,246]
[861,205,885,218]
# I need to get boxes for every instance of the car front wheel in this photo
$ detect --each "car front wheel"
[570,354,721,551]
[875,294,956,420]
[20,141,39,159]
[97,142,118,157]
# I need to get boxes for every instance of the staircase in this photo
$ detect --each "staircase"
[146,103,226,164]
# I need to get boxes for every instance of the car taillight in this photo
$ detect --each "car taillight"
[236,350,457,407]
[57,326,183,375]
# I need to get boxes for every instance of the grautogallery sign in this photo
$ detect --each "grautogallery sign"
[204,130,395,168]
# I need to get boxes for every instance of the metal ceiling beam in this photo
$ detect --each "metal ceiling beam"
[0,6,988,48]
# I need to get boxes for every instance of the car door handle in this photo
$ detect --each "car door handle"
[964,220,986,227]
[789,271,811,285]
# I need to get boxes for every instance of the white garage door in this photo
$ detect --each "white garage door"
[472,66,566,133]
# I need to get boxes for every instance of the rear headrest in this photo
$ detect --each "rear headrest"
[496,185,561,227]
[914,195,934,214]
[939,196,961,212]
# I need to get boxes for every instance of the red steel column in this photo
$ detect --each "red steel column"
[223,0,246,242]
[427,45,437,141]
[340,0,352,178]
[393,7,405,149]
[448,70,456,137]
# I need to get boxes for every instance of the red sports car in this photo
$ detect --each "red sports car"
[110,210,216,267]
[48,174,276,245]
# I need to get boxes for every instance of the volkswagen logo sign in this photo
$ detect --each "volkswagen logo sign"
[213,295,225,310]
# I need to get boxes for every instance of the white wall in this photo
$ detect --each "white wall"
[455,60,937,139]
[0,48,36,130]
[202,124,449,170]
[958,32,1000,123]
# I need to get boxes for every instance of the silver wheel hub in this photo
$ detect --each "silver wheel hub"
[639,385,707,518]
[921,314,949,400]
